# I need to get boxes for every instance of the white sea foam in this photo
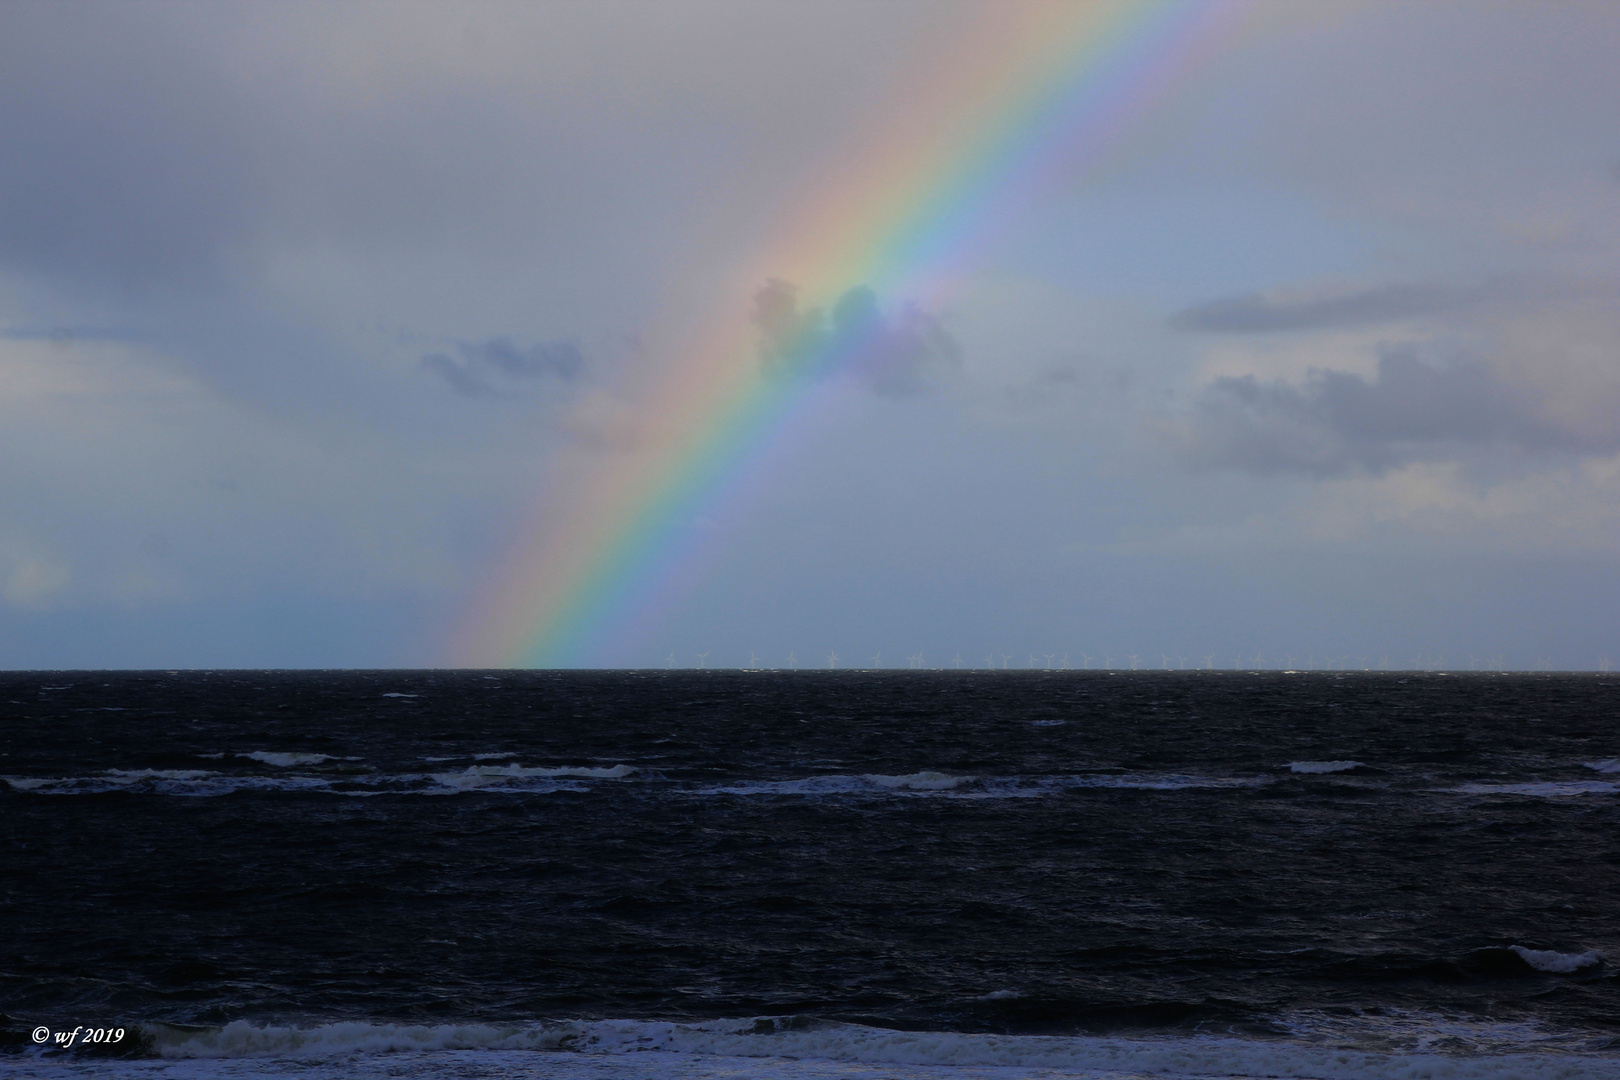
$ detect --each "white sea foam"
[10,1017,1610,1080]
[106,769,216,781]
[3,770,338,796]
[1289,760,1365,774]
[428,764,637,791]
[244,751,334,767]
[1511,946,1604,973]
[472,752,518,760]
[1056,773,1268,791]
[381,692,418,698]
[699,772,1266,798]
[1585,759,1620,774]
[700,773,972,796]
[863,771,967,790]
[1452,781,1619,797]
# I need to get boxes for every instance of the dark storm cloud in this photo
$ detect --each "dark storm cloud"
[752,280,960,397]
[1169,283,1472,333]
[0,6,259,295]
[423,337,584,397]
[1174,346,1620,476]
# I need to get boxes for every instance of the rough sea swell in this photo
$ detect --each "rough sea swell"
[2,670,1617,1078]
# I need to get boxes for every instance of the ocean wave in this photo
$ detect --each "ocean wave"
[84,1017,1619,1080]
[863,771,967,790]
[1289,760,1365,774]
[428,764,638,791]
[1510,946,1604,973]
[1451,781,1619,797]
[244,751,335,767]
[4,771,336,796]
[695,772,1268,798]
[1585,759,1620,774]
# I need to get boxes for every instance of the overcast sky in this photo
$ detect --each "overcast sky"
[3,0,1619,670]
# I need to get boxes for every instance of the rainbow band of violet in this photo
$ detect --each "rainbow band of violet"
[455,0,1252,668]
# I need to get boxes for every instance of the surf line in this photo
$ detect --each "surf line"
[455,0,1254,668]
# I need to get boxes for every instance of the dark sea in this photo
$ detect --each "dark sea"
[3,669,1618,1079]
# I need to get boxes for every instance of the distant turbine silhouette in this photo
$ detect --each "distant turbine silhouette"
[697,652,709,669]
[1127,654,1139,670]
[953,653,964,669]
[871,652,882,669]
[787,652,798,670]
[827,651,839,670]
[665,653,675,670]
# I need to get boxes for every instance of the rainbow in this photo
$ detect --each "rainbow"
[454,0,1252,668]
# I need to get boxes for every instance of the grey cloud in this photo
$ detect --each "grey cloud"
[752,280,961,397]
[1170,282,1473,333]
[0,6,259,295]
[424,337,584,397]
[1174,346,1620,476]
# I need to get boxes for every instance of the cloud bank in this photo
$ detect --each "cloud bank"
[1172,343,1620,476]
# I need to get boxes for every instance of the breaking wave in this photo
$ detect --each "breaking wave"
[88,1017,1618,1080]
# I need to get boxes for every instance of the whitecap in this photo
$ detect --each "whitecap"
[106,769,217,781]
[862,771,966,790]
[37,1016,1620,1079]
[428,763,636,791]
[148,1018,577,1058]
[1289,760,1364,774]
[5,772,335,796]
[244,751,334,767]
[1058,773,1269,791]
[381,692,418,698]
[1510,945,1603,973]
[1585,758,1620,774]
[1453,781,1618,797]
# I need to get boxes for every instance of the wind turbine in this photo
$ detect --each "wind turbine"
[1081,654,1092,670]
[827,651,838,669]
[871,652,882,669]
[787,652,798,670]
[1160,654,1172,670]
[953,653,964,669]
[748,652,760,670]
[985,653,995,669]
[1127,654,1139,670]
[1044,653,1055,670]
[1000,653,1013,669]
[1204,655,1214,670]
[697,652,709,669]
[665,653,675,670]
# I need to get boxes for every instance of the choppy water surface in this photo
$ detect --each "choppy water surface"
[2,670,1617,1078]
